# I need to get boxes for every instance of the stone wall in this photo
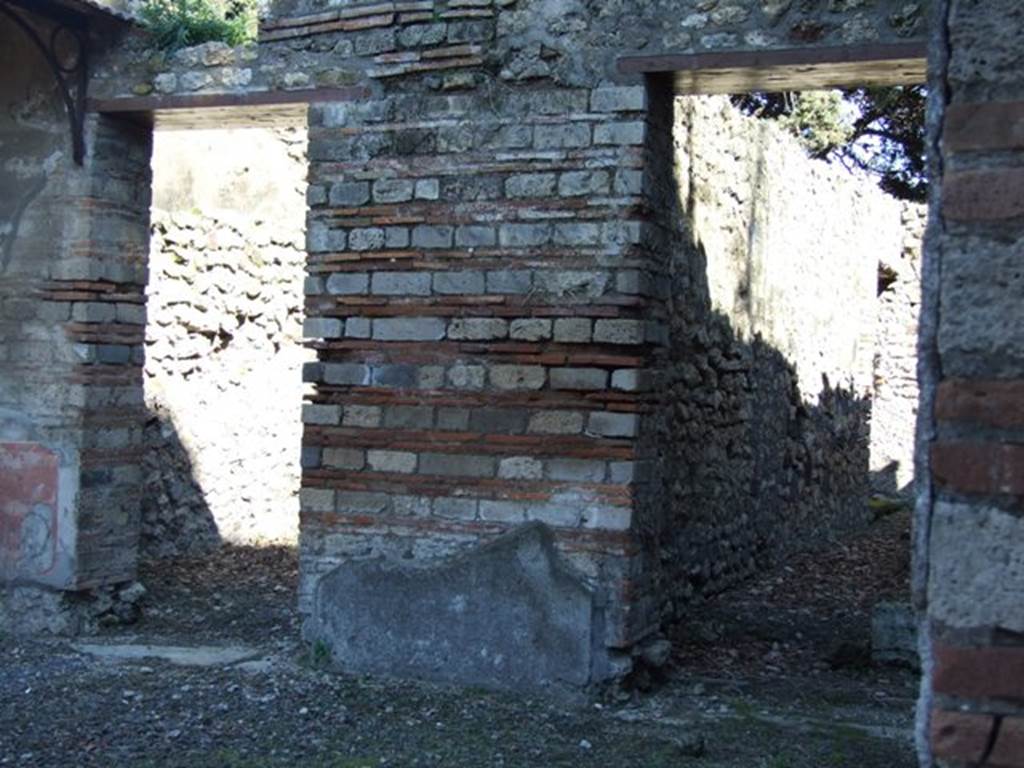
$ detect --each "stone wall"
[3,0,934,676]
[638,94,907,615]
[143,123,309,558]
[1,7,151,630]
[917,1,1024,766]
[90,0,928,101]
[871,203,925,498]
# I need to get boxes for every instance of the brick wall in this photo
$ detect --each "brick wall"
[920,1,1024,765]
[1,11,151,601]
[299,82,658,662]
[640,93,910,616]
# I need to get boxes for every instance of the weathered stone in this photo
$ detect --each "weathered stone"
[373,317,447,341]
[309,524,596,690]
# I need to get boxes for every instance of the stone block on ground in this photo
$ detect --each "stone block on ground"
[871,601,919,669]
[308,523,598,691]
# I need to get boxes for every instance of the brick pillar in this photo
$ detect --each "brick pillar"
[919,1,1024,764]
[298,83,663,683]
[1,108,151,598]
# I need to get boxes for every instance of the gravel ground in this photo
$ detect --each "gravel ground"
[0,512,918,768]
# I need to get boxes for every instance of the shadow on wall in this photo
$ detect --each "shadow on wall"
[870,462,914,499]
[638,91,891,613]
[140,405,221,561]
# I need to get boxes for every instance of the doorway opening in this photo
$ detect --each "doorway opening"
[135,104,311,641]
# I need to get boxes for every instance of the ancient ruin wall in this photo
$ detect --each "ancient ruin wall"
[143,124,309,557]
[1,9,152,631]
[870,203,925,498]
[646,95,908,609]
[918,1,1024,764]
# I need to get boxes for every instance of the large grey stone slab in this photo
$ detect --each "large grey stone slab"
[309,523,598,691]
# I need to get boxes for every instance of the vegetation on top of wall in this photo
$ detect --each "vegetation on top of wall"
[734,86,927,202]
[139,0,258,50]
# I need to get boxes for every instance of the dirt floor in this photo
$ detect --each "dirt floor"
[0,509,918,768]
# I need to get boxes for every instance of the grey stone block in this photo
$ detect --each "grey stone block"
[367,450,418,474]
[553,318,592,343]
[432,497,479,520]
[345,317,371,338]
[448,318,509,341]
[553,223,602,246]
[871,602,919,669]
[324,363,371,386]
[528,410,584,434]
[373,317,446,341]
[300,487,334,512]
[303,317,344,339]
[456,226,497,248]
[447,364,486,389]
[419,452,495,477]
[533,123,591,149]
[385,227,410,249]
[611,368,651,392]
[373,179,414,203]
[558,170,611,197]
[309,523,597,690]
[415,179,440,200]
[469,409,528,434]
[489,365,546,390]
[73,302,116,323]
[412,225,454,249]
[384,405,434,429]
[116,303,146,325]
[614,169,644,196]
[329,182,370,207]
[505,173,557,198]
[594,319,645,345]
[590,86,647,113]
[509,318,552,341]
[550,367,608,390]
[327,272,369,295]
[594,122,646,146]
[302,404,341,425]
[499,223,551,247]
[497,456,543,480]
[437,407,470,430]
[433,271,485,294]
[349,228,385,252]
[479,500,528,523]
[96,345,132,364]
[343,405,382,427]
[323,447,366,470]
[486,270,532,294]
[372,272,432,296]
[547,458,606,482]
[586,411,639,438]
[372,364,419,388]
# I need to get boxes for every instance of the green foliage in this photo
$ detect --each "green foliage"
[139,0,258,50]
[733,85,928,203]
[779,90,854,158]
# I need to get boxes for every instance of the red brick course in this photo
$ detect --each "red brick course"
[933,642,1024,700]
[930,709,996,763]
[991,715,1024,767]
[944,101,1024,152]
[943,169,1024,222]
[931,441,1024,496]
[936,380,1024,429]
